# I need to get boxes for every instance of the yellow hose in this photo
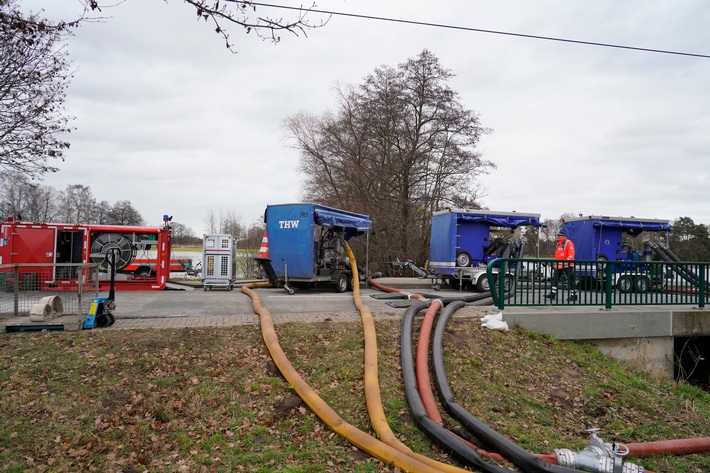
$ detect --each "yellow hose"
[241,282,444,472]
[344,244,472,473]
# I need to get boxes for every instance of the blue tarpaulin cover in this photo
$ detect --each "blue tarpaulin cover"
[265,203,371,279]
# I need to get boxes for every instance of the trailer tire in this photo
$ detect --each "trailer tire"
[635,275,651,293]
[135,267,154,278]
[475,276,490,292]
[456,251,472,268]
[595,254,608,282]
[617,275,634,293]
[335,273,348,293]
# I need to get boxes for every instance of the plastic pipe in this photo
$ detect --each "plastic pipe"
[645,241,702,289]
[625,437,710,457]
[431,301,595,473]
[400,301,513,472]
[416,300,445,426]
[369,277,427,300]
[412,299,559,466]
[240,282,445,473]
[343,245,473,473]
[413,300,543,467]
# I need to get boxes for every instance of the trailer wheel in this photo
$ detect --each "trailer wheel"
[635,275,651,293]
[335,273,348,293]
[135,267,154,278]
[596,255,608,276]
[616,275,634,293]
[475,276,490,292]
[456,251,472,268]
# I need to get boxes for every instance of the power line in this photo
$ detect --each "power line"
[244,1,710,59]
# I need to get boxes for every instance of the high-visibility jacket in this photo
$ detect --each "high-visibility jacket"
[555,237,575,268]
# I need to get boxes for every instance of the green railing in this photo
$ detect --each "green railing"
[487,258,708,310]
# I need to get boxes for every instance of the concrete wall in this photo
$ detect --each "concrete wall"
[590,337,674,379]
[503,308,710,379]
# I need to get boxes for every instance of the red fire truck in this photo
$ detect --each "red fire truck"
[0,216,172,291]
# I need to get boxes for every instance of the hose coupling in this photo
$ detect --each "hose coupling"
[554,429,645,473]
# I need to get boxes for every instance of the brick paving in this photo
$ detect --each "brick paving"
[107,310,409,330]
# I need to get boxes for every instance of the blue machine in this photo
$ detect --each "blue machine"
[562,215,672,292]
[429,209,542,291]
[263,203,371,294]
[562,215,671,262]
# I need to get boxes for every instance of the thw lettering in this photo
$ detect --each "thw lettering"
[279,220,300,229]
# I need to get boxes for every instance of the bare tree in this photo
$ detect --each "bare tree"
[93,200,112,224]
[286,50,493,270]
[78,0,327,52]
[0,171,60,222]
[57,184,96,224]
[204,209,218,235]
[0,0,73,178]
[219,210,244,238]
[106,199,145,226]
[170,221,199,246]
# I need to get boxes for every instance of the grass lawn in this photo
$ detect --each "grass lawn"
[0,317,708,472]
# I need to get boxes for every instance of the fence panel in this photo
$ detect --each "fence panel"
[489,258,708,310]
[0,263,99,330]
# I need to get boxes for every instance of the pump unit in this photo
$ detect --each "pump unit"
[429,209,541,291]
[263,203,371,294]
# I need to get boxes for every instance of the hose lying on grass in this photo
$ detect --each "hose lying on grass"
[241,281,450,472]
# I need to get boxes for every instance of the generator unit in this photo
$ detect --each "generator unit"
[263,203,371,294]
[429,209,542,291]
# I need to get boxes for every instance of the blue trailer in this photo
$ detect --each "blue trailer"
[429,209,542,291]
[264,203,371,294]
[562,215,671,292]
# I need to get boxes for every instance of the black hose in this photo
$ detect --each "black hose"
[431,302,586,473]
[645,242,701,288]
[400,301,512,472]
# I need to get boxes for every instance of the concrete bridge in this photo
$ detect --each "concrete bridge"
[503,304,710,385]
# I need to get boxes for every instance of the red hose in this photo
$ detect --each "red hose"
[371,277,707,468]
[416,300,444,425]
[626,437,710,457]
[369,278,427,300]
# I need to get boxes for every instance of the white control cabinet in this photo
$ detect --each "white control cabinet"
[202,234,236,291]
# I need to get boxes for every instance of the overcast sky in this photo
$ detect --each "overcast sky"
[20,0,710,234]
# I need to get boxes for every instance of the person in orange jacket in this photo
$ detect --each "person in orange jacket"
[546,228,578,301]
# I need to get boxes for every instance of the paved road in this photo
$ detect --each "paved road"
[105,279,480,330]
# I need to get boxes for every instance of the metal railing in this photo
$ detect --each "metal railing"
[0,263,100,322]
[488,258,708,310]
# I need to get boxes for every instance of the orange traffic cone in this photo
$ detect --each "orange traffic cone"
[255,231,270,261]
